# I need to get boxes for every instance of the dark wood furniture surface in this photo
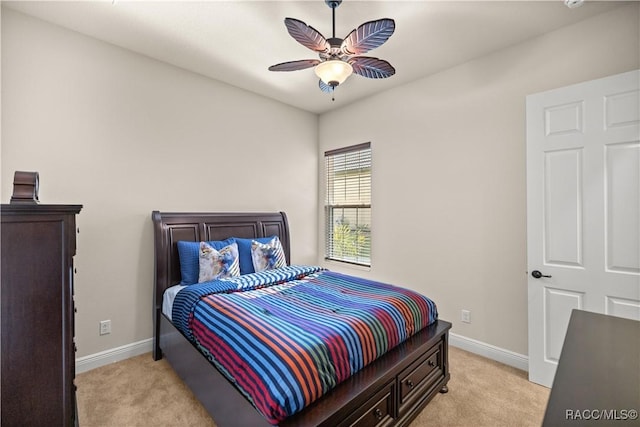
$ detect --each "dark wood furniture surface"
[1,204,82,427]
[543,309,640,427]
[152,211,451,427]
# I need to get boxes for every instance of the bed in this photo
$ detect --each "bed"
[152,211,451,427]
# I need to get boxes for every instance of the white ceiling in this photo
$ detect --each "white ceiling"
[3,0,626,114]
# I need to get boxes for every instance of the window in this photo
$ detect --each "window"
[324,142,371,266]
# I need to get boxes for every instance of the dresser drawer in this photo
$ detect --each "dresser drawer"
[398,341,444,409]
[338,381,396,427]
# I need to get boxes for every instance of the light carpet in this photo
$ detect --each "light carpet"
[76,346,549,426]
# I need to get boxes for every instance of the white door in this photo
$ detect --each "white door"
[526,70,640,387]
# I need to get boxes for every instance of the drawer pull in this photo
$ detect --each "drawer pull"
[374,408,383,421]
[406,379,414,389]
[428,359,436,367]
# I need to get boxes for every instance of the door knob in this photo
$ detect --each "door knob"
[532,270,552,279]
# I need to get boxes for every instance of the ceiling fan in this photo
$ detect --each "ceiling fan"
[268,0,396,99]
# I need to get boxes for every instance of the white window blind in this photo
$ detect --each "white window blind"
[324,142,371,266]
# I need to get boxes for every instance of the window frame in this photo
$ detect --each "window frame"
[324,142,372,267]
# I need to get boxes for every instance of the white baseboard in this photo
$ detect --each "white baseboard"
[75,338,153,374]
[449,332,529,372]
[76,334,528,375]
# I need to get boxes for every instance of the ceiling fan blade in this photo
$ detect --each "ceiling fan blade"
[318,79,334,93]
[269,59,321,72]
[341,19,395,55]
[284,18,329,53]
[349,57,396,79]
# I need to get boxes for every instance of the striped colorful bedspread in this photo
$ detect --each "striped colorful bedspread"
[171,265,438,425]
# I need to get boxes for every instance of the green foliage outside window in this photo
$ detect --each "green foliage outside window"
[331,220,370,263]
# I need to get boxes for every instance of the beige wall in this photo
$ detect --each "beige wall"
[318,4,640,356]
[1,9,318,357]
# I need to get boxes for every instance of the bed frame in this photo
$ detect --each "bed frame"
[152,211,451,427]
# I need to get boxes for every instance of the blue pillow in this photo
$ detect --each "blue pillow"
[177,238,236,285]
[234,236,277,275]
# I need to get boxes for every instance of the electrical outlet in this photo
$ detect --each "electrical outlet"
[461,310,471,324]
[99,320,111,335]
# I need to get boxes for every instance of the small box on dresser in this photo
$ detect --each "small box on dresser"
[1,203,82,427]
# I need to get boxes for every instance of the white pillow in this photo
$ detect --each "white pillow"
[198,241,240,282]
[250,236,287,273]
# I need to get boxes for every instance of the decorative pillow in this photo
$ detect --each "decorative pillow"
[177,238,236,285]
[234,236,277,275]
[198,242,240,283]
[251,236,287,273]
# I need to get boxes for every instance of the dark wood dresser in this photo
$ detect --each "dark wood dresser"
[1,204,82,427]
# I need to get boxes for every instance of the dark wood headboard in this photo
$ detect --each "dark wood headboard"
[151,211,290,357]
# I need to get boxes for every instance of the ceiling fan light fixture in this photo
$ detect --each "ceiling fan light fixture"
[269,0,395,97]
[315,60,353,86]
